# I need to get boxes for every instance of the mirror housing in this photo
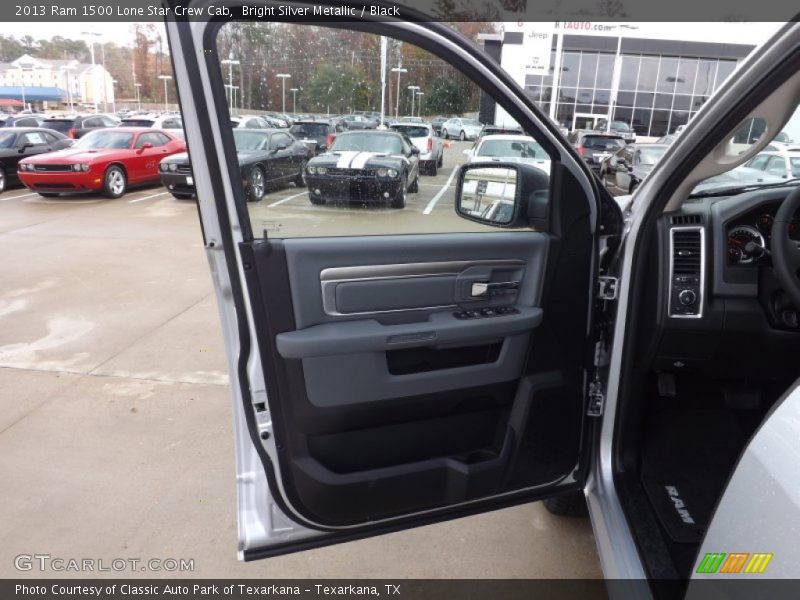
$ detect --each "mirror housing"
[137,142,153,153]
[455,162,550,229]
[410,146,421,155]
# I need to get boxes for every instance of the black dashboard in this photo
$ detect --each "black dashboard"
[654,186,800,377]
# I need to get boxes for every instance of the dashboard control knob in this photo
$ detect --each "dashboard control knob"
[678,289,697,306]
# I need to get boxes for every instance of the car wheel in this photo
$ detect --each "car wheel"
[309,193,325,205]
[0,167,6,194]
[428,161,438,176]
[295,160,307,187]
[442,129,449,140]
[37,192,60,198]
[102,165,127,199]
[390,175,407,209]
[409,173,419,193]
[459,130,466,141]
[437,153,443,168]
[247,165,266,202]
[171,193,194,200]
[543,493,588,518]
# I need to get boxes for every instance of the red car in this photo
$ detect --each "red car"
[17,127,186,198]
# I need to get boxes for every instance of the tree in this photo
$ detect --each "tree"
[425,77,470,115]
[0,36,24,62]
[36,37,89,62]
[307,64,369,114]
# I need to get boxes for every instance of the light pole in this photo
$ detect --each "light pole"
[111,79,117,113]
[82,32,100,113]
[290,88,299,113]
[133,83,142,112]
[276,73,291,114]
[220,53,240,113]
[416,91,424,117]
[391,65,407,119]
[407,85,419,117]
[61,65,76,112]
[158,75,172,112]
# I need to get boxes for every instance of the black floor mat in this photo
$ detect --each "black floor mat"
[641,409,746,544]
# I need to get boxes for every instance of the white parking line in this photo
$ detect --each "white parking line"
[423,166,458,215]
[128,190,171,204]
[0,191,37,202]
[268,190,308,207]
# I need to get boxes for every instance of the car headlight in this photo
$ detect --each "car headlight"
[307,166,317,175]
[168,163,178,172]
[376,168,388,177]
[80,163,89,172]
[387,168,398,178]
[159,162,169,172]
[316,167,327,175]
[19,163,29,171]
[72,164,81,171]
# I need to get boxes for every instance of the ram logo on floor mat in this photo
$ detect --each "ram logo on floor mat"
[696,552,774,574]
[665,485,695,524]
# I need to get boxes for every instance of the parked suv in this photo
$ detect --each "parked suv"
[595,119,636,143]
[41,114,119,139]
[289,118,347,154]
[568,131,626,171]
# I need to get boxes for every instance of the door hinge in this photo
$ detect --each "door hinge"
[597,276,619,301]
[587,380,605,417]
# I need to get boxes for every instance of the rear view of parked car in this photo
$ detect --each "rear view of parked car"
[289,119,347,155]
[390,123,443,175]
[568,131,626,171]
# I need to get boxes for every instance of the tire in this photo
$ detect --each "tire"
[409,173,419,193]
[543,493,589,518]
[459,130,466,141]
[38,192,60,198]
[428,161,438,177]
[246,165,266,202]
[442,129,449,140]
[438,153,443,168]
[171,193,194,200]
[295,160,307,187]
[309,193,325,205]
[102,165,127,199]
[390,175,407,209]
[0,167,6,194]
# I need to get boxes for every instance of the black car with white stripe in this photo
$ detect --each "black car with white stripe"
[305,130,420,208]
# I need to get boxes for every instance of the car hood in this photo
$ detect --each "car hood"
[21,147,125,163]
[693,166,786,193]
[310,150,408,169]
[467,155,551,175]
[160,151,189,165]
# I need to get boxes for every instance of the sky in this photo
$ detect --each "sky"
[13,22,165,48]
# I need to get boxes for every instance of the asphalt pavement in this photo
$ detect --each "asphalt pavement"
[0,141,602,579]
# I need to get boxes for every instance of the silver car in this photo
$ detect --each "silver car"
[167,11,800,592]
[441,117,482,141]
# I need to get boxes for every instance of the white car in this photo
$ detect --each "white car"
[168,13,800,589]
[441,117,482,141]
[745,148,800,180]
[231,116,272,129]
[465,134,551,175]
[118,114,183,130]
[390,122,444,175]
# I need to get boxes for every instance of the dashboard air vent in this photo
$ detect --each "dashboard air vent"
[672,230,702,275]
[671,214,702,225]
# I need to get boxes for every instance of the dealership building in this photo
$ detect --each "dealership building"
[481,22,781,139]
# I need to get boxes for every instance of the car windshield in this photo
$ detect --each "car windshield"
[638,146,667,165]
[233,130,269,150]
[290,123,329,136]
[790,157,800,177]
[122,119,155,127]
[41,120,75,134]
[583,136,625,150]
[0,131,15,148]
[331,133,402,154]
[391,126,429,137]
[74,130,133,149]
[477,139,545,159]
[611,121,631,132]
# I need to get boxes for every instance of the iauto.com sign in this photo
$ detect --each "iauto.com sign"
[555,22,617,32]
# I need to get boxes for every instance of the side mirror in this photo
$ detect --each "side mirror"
[455,163,549,228]
[137,142,153,153]
[410,147,420,155]
[18,143,33,153]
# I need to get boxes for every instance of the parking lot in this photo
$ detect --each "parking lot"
[0,145,601,578]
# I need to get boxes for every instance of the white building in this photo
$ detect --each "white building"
[0,54,115,110]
